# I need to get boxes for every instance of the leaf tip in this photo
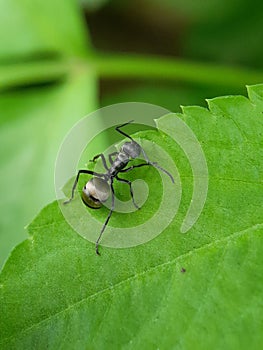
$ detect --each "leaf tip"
[247,83,263,107]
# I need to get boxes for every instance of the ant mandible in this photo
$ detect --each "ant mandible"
[64,120,174,255]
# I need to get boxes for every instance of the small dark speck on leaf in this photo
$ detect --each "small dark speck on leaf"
[181,267,186,273]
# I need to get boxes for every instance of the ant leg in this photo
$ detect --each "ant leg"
[90,153,109,170]
[120,163,151,173]
[140,147,151,163]
[64,169,104,204]
[108,151,118,164]
[153,164,174,183]
[139,147,174,183]
[120,162,174,183]
[115,120,135,142]
[96,179,115,255]
[116,175,140,209]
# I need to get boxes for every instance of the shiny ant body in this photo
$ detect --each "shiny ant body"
[64,120,174,255]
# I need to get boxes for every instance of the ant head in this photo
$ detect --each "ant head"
[82,177,110,209]
[122,141,141,159]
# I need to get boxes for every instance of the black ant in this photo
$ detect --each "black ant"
[64,120,174,255]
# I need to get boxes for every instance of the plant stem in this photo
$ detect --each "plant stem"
[94,54,263,87]
[1,53,263,91]
[0,61,69,90]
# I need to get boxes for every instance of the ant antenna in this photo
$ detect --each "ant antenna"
[115,120,135,142]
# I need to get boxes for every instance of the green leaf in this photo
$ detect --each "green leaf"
[0,1,98,266]
[0,0,90,59]
[0,73,97,267]
[1,84,263,349]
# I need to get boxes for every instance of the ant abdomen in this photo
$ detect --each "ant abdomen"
[82,177,110,209]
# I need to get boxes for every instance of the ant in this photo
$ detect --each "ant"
[64,120,174,255]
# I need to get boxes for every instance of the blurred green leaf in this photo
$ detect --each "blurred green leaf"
[0,73,97,267]
[0,0,90,59]
[1,84,262,349]
[0,0,97,266]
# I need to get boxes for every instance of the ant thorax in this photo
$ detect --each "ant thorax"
[121,141,141,159]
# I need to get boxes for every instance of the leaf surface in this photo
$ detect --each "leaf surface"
[0,85,263,349]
